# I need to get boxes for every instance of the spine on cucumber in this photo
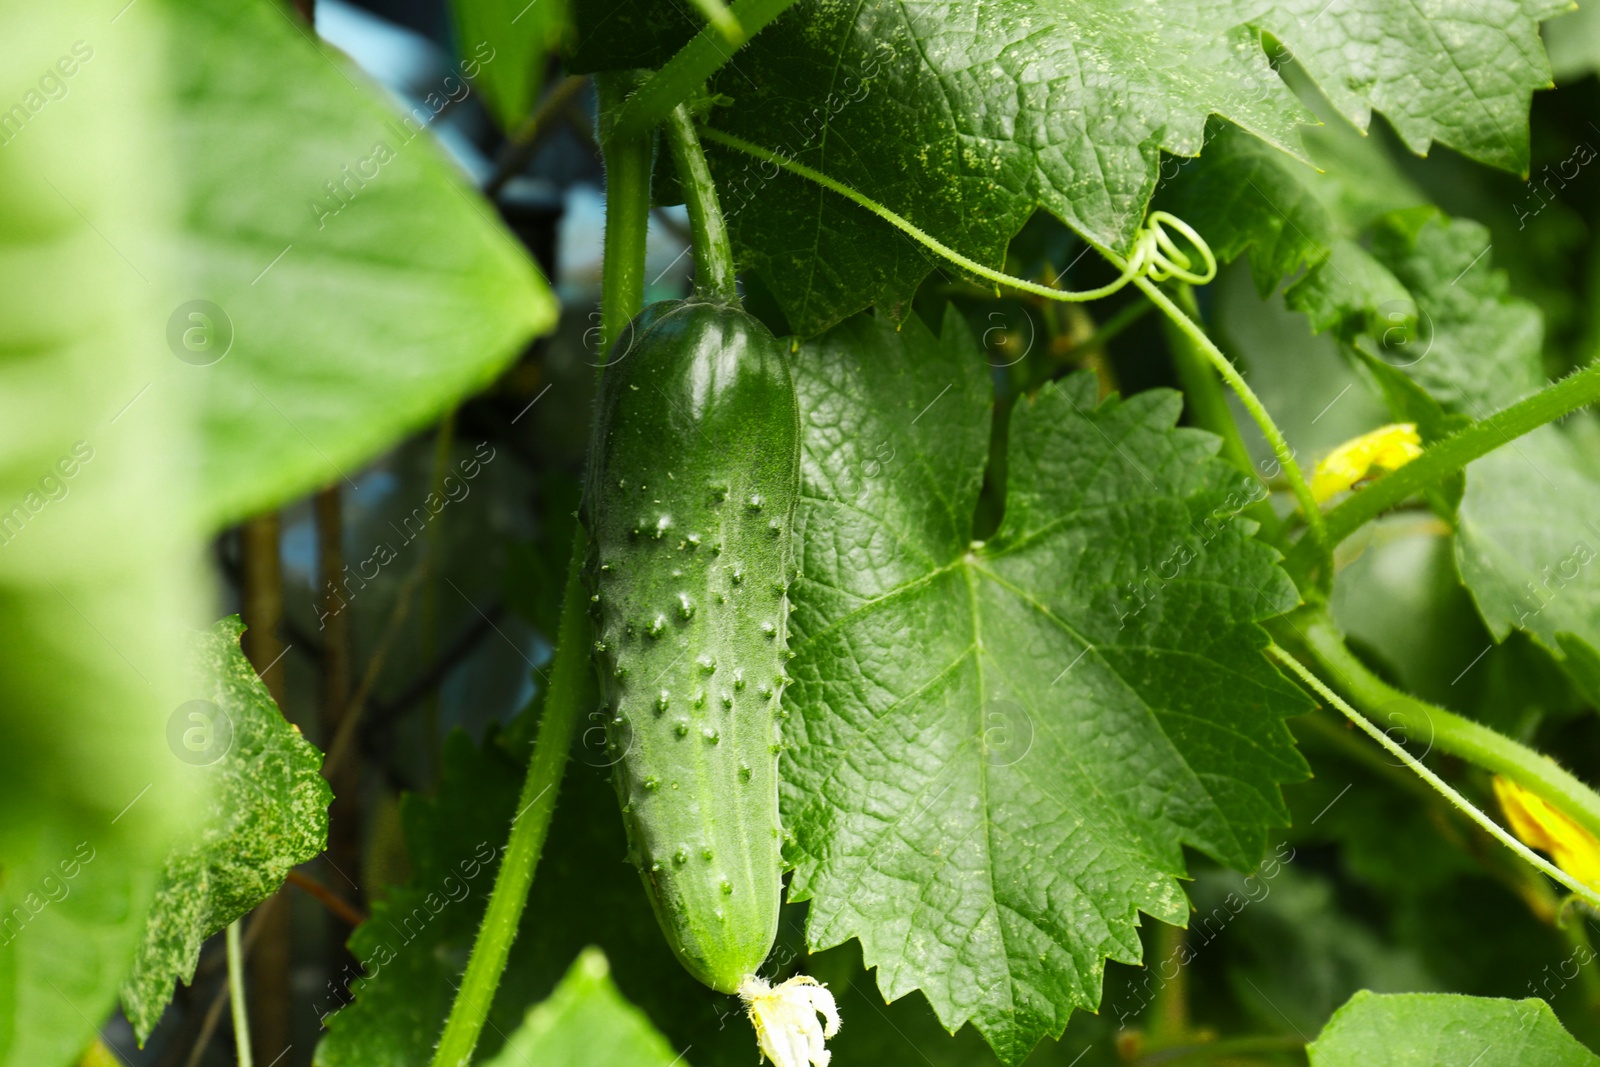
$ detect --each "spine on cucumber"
[583,299,798,993]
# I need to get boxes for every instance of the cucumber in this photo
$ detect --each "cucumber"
[583,299,799,993]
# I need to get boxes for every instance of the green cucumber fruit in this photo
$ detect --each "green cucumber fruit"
[583,299,798,993]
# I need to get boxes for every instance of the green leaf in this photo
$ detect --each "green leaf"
[783,309,1309,1063]
[120,617,331,1042]
[1362,211,1546,417]
[170,0,557,528]
[1159,122,1419,341]
[0,8,200,1064]
[1259,0,1565,176]
[480,948,690,1067]
[698,1,1309,334]
[1308,991,1600,1066]
[1456,420,1600,705]
[1339,211,1600,701]
[568,0,1557,335]
[451,0,568,131]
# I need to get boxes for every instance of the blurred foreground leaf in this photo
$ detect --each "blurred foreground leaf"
[0,5,199,1064]
[168,0,558,527]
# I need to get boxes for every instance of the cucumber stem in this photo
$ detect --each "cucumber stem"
[1285,609,1600,848]
[597,72,655,354]
[612,0,800,140]
[663,103,741,306]
[428,531,591,1067]
[1269,640,1600,912]
[1134,276,1328,568]
[1160,285,1280,543]
[1281,359,1600,587]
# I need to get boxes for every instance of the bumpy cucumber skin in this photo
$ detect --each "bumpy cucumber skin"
[583,300,798,994]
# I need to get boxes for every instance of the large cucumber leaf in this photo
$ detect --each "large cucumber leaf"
[782,309,1309,1063]
[573,0,1559,335]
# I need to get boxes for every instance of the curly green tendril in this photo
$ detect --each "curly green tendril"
[698,128,1214,301]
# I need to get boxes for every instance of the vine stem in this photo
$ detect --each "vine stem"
[1161,285,1281,543]
[1290,610,1600,845]
[428,533,590,1067]
[612,0,801,140]
[663,104,741,305]
[1268,645,1600,911]
[226,920,253,1067]
[597,73,655,352]
[1282,359,1600,583]
[1133,276,1327,558]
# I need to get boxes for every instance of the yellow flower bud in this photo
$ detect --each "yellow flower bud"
[1311,423,1423,503]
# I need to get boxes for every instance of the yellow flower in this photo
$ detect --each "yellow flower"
[1311,423,1424,503]
[739,973,841,1067]
[1493,776,1600,892]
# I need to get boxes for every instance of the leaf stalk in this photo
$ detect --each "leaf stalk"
[1288,611,1600,846]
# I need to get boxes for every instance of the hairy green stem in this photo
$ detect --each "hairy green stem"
[663,104,740,305]
[597,73,655,353]
[613,0,800,139]
[1283,359,1600,584]
[1160,286,1281,543]
[1134,276,1326,559]
[431,89,650,1062]
[1269,643,1600,911]
[429,533,591,1067]
[226,920,253,1067]
[1290,611,1600,845]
